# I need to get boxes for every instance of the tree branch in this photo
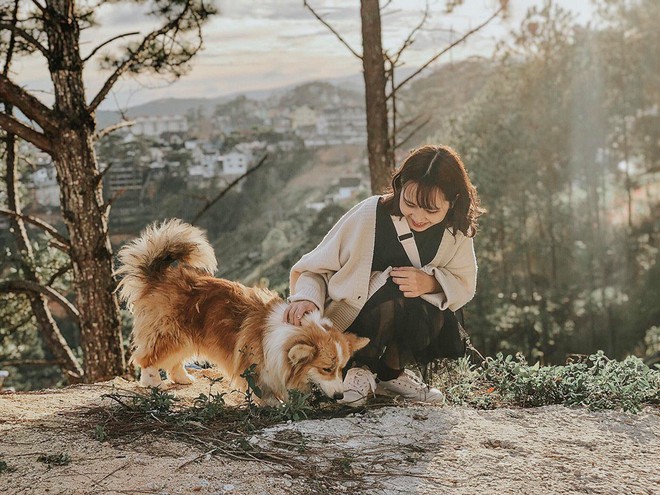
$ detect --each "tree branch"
[303,1,362,60]
[390,2,429,67]
[0,314,34,337]
[0,280,80,324]
[30,0,46,14]
[45,263,72,287]
[191,154,269,225]
[394,115,432,150]
[0,359,65,366]
[380,0,394,11]
[94,120,134,140]
[0,75,57,133]
[82,31,141,63]
[0,113,53,153]
[2,0,20,76]
[390,7,503,97]
[0,208,70,249]
[100,186,125,216]
[0,22,49,57]
[88,1,194,112]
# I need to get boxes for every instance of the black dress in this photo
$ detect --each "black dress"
[346,199,465,375]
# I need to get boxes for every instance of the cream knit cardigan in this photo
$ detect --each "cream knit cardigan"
[289,195,477,332]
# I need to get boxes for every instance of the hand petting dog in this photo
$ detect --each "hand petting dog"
[284,300,319,326]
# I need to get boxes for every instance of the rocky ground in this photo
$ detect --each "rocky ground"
[0,371,658,495]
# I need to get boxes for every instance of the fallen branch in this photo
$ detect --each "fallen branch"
[191,154,268,225]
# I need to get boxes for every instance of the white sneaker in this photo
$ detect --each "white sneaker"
[376,369,445,403]
[337,367,377,407]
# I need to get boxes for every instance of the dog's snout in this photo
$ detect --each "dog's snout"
[333,392,344,400]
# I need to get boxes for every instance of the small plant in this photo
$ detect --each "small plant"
[37,452,71,468]
[240,364,263,406]
[277,389,314,421]
[0,460,15,474]
[331,454,354,475]
[188,390,227,422]
[129,386,179,415]
[443,351,660,413]
[92,425,107,442]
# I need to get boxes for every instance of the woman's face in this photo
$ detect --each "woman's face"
[399,182,450,232]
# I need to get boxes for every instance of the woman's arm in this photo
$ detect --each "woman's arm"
[420,235,477,311]
[288,197,377,313]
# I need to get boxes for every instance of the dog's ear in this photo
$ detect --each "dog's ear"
[288,343,316,366]
[345,333,370,353]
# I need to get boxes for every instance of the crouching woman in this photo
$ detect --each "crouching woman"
[284,145,484,406]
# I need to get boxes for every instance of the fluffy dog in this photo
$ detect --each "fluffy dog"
[115,219,368,405]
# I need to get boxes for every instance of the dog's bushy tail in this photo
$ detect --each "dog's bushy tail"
[115,219,217,306]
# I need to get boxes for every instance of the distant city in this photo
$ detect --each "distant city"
[16,82,370,232]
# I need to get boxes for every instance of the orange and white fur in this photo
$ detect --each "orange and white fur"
[115,219,369,405]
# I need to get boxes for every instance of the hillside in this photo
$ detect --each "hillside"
[0,374,657,495]
[400,58,495,148]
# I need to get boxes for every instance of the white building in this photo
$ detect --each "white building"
[333,176,364,201]
[291,105,317,129]
[30,166,60,207]
[202,149,220,170]
[220,151,250,176]
[315,106,367,145]
[130,115,188,137]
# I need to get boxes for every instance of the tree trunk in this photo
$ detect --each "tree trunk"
[45,0,125,381]
[360,0,392,194]
[4,121,84,383]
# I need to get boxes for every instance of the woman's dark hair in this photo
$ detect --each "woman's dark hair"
[381,144,485,237]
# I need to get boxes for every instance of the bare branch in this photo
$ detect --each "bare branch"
[0,280,80,324]
[101,186,125,216]
[1,314,34,336]
[2,0,20,76]
[0,208,70,249]
[0,113,53,153]
[397,113,427,134]
[390,2,429,67]
[45,263,72,287]
[303,1,362,60]
[94,120,134,140]
[82,31,140,63]
[30,0,46,14]
[94,160,116,188]
[0,359,65,366]
[0,76,57,132]
[88,1,194,112]
[385,53,396,153]
[0,22,49,58]
[192,154,269,225]
[380,0,394,11]
[390,7,503,97]
[394,115,432,150]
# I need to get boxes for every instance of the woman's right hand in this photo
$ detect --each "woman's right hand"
[283,300,319,326]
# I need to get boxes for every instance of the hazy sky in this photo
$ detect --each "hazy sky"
[13,0,595,111]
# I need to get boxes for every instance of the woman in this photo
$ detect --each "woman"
[284,145,484,406]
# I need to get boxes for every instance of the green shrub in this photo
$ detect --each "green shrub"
[445,351,660,413]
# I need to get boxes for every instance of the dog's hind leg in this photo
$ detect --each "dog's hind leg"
[167,361,195,385]
[158,348,196,385]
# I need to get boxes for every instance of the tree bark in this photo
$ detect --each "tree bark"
[360,0,393,194]
[44,0,125,381]
[4,126,84,383]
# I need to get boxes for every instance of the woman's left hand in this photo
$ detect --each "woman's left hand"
[390,267,442,298]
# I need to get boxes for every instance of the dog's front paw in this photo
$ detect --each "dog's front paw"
[139,367,164,388]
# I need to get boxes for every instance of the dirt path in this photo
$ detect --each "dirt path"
[0,374,658,495]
